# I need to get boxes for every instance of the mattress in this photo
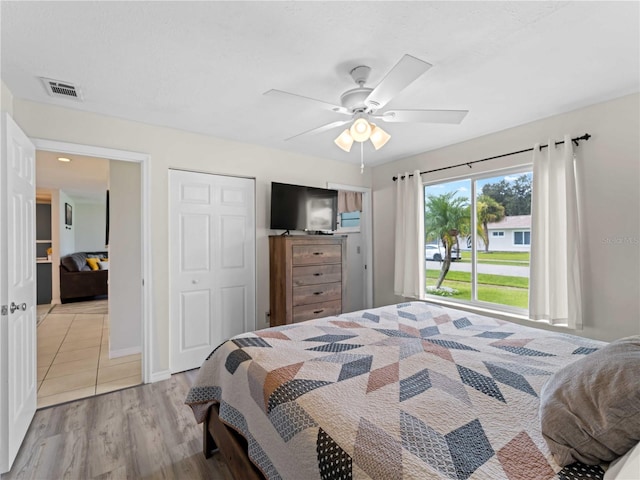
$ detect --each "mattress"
[186,301,607,479]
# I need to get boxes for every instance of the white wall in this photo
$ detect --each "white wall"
[372,93,640,342]
[74,201,107,252]
[108,161,142,357]
[12,99,370,379]
[57,191,75,256]
[49,190,61,303]
[0,80,13,115]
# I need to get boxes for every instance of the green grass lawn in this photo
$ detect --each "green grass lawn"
[425,268,529,309]
[426,269,528,288]
[459,250,530,266]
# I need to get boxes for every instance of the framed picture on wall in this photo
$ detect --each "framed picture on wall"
[65,203,72,226]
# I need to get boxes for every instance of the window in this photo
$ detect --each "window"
[335,190,362,232]
[513,230,530,245]
[424,169,532,313]
[424,178,472,301]
[337,211,361,232]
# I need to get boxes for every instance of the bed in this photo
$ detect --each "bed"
[186,301,619,479]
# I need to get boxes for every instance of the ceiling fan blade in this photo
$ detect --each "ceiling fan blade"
[285,119,352,141]
[364,54,432,111]
[376,109,469,124]
[264,89,350,115]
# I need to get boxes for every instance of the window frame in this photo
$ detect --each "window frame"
[423,164,532,316]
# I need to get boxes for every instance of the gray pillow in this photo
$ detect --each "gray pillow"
[60,252,87,272]
[540,336,640,466]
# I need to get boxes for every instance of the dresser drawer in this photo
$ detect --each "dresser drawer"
[293,300,342,323]
[293,264,342,286]
[293,282,341,306]
[292,244,341,266]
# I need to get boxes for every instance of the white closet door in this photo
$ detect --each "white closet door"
[169,170,255,373]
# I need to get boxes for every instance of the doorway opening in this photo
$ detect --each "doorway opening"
[327,183,373,312]
[31,139,151,407]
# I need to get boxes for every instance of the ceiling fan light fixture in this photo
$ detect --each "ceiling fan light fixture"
[369,124,391,150]
[334,129,354,152]
[350,117,372,142]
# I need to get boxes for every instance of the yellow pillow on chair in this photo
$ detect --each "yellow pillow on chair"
[86,258,100,271]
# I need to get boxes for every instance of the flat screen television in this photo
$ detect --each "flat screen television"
[270,182,338,233]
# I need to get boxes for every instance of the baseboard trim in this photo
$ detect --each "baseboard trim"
[149,370,171,383]
[109,346,142,359]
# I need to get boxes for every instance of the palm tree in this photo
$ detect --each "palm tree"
[425,192,470,289]
[476,194,505,253]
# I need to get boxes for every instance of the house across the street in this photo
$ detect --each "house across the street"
[464,215,531,252]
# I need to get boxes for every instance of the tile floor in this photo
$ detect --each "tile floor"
[37,309,142,408]
[36,304,53,325]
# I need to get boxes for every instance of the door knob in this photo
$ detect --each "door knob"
[192,280,199,284]
[9,302,27,313]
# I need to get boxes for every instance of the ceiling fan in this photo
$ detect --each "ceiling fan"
[264,54,469,153]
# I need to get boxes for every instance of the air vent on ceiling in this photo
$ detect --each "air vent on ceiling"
[39,77,83,101]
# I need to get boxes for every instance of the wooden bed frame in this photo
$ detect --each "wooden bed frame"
[203,403,266,480]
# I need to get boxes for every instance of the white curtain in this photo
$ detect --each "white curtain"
[529,134,582,328]
[394,170,425,298]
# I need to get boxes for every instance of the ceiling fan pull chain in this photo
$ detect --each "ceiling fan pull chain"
[360,141,364,174]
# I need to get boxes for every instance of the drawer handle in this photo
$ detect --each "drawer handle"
[313,309,324,314]
[313,273,323,276]
[313,252,323,255]
[313,291,323,296]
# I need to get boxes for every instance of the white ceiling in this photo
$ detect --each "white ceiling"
[2,2,639,167]
[36,151,108,203]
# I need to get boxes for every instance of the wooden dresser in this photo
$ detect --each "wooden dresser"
[269,235,346,326]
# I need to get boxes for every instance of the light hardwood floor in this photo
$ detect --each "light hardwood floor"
[38,309,141,408]
[5,370,233,479]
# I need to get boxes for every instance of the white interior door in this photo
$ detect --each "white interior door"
[169,170,255,373]
[0,114,37,474]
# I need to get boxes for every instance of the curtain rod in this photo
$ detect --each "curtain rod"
[392,133,591,181]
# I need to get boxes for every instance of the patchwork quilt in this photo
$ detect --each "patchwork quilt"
[186,302,607,480]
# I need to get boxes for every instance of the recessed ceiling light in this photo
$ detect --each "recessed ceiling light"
[57,157,71,162]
